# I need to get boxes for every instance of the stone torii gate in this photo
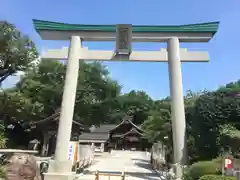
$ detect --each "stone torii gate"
[33,19,219,180]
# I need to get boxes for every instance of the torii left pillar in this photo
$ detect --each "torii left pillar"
[44,36,81,180]
[168,37,187,179]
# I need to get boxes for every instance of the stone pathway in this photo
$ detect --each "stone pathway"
[77,150,165,180]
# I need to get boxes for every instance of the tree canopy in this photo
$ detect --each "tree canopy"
[1,60,122,126]
[0,22,38,84]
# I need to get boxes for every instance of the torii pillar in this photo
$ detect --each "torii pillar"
[33,19,219,180]
[168,37,187,177]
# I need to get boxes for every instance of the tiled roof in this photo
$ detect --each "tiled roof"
[111,118,143,133]
[79,132,109,141]
[91,124,117,133]
[121,128,144,137]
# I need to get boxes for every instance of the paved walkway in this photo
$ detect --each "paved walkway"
[77,150,165,180]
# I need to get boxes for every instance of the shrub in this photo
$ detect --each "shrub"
[199,175,235,180]
[183,161,220,180]
[0,166,6,179]
[211,156,222,164]
[0,132,7,149]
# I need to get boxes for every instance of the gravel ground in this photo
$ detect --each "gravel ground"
[77,150,165,180]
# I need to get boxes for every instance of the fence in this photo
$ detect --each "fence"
[95,170,125,180]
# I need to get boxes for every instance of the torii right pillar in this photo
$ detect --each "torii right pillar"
[168,37,187,179]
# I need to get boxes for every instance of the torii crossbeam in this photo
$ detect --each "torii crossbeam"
[41,47,209,62]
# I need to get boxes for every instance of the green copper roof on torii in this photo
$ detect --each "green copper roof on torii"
[33,19,219,35]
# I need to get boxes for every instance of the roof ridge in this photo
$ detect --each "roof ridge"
[33,19,219,28]
[33,19,219,36]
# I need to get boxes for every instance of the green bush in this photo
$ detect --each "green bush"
[199,175,235,180]
[211,156,222,164]
[0,166,6,179]
[183,161,221,180]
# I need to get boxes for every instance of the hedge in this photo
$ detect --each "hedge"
[199,175,236,180]
[183,161,220,180]
[0,166,6,179]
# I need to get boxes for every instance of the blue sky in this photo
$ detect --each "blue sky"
[1,0,240,99]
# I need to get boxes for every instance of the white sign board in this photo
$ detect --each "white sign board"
[68,143,74,161]
[68,141,77,165]
[225,158,233,169]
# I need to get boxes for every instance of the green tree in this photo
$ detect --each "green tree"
[142,110,171,144]
[1,60,121,127]
[0,121,7,148]
[189,80,240,161]
[0,22,38,84]
[106,90,154,124]
[142,108,173,163]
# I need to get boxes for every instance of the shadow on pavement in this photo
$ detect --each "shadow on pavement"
[134,162,153,170]
[83,170,95,175]
[131,158,149,163]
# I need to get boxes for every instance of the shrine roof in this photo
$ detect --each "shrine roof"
[33,19,219,34]
[79,132,109,141]
[116,128,144,138]
[125,128,144,135]
[90,124,117,133]
[110,116,143,133]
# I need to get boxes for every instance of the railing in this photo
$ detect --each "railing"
[0,149,38,154]
[95,170,125,180]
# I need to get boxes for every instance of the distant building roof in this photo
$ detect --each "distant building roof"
[79,124,116,142]
[79,116,143,142]
[110,117,143,133]
[79,132,109,143]
[121,128,144,137]
[90,124,117,133]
